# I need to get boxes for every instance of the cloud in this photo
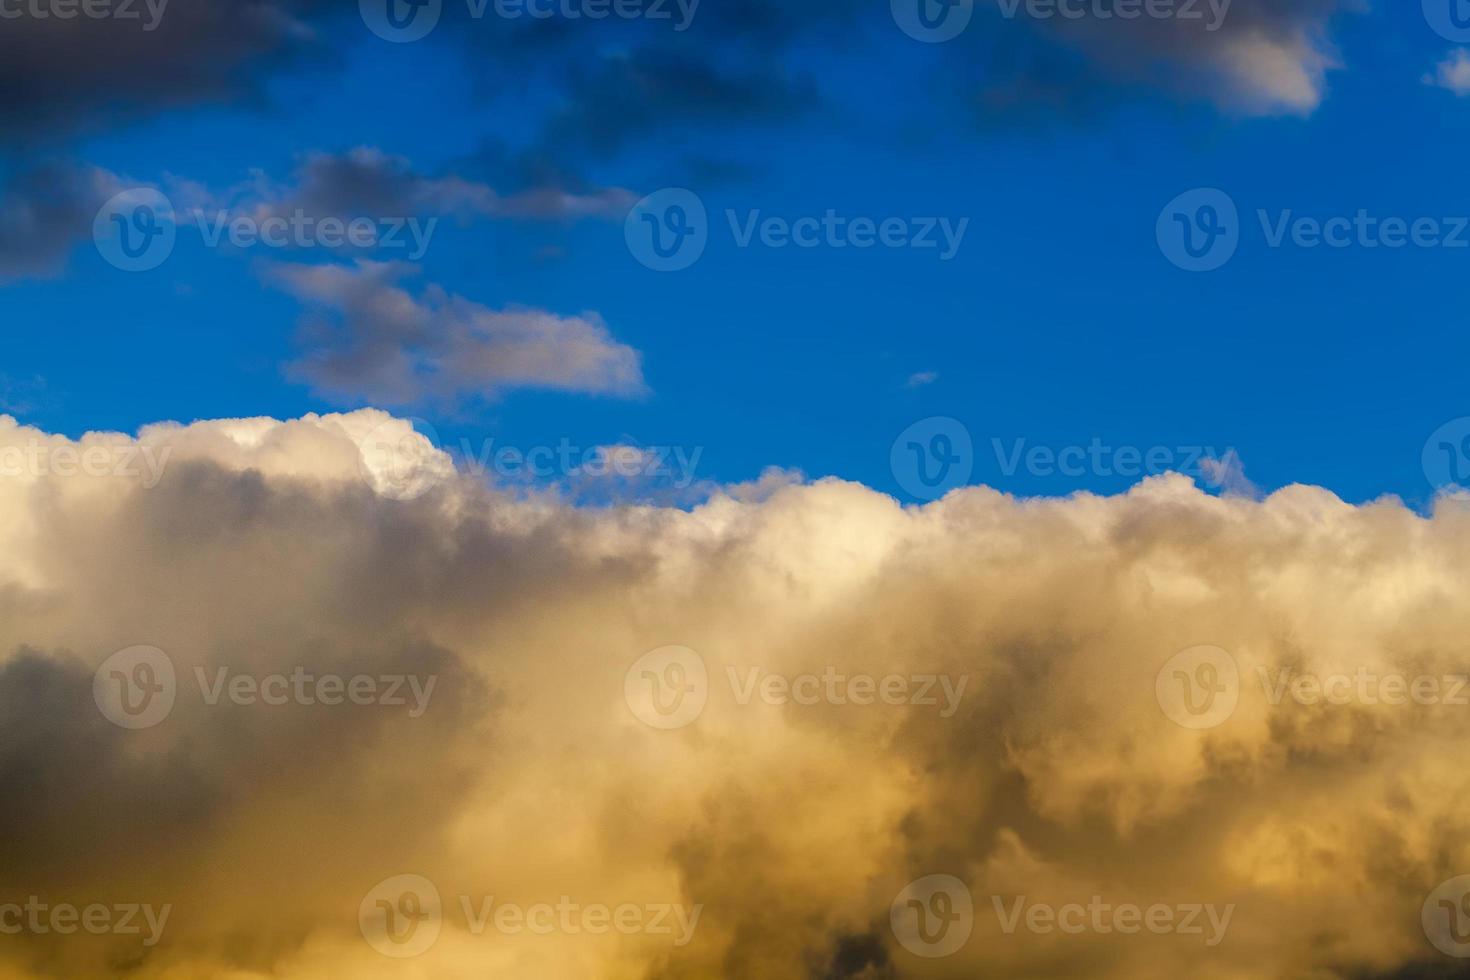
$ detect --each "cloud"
[0,0,328,138]
[0,147,631,288]
[183,146,637,225]
[0,411,1467,976]
[537,48,818,159]
[958,0,1348,118]
[263,260,646,406]
[0,162,125,281]
[1199,449,1259,498]
[1425,49,1470,97]
[904,371,939,389]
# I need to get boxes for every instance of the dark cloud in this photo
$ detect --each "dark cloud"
[0,0,337,139]
[543,47,817,156]
[0,161,123,280]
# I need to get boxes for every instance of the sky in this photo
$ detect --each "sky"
[4,0,1470,508]
[13,4,1470,979]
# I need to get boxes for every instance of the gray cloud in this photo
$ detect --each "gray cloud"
[0,161,124,281]
[264,260,646,406]
[0,0,332,138]
[186,146,636,225]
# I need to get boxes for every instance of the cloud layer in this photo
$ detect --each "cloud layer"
[0,411,1467,977]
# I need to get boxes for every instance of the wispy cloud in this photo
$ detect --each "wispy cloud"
[264,260,646,407]
[1425,48,1470,96]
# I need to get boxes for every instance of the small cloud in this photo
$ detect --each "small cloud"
[904,371,939,390]
[1199,449,1260,499]
[262,259,645,408]
[1425,49,1470,96]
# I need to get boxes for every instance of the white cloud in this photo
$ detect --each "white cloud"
[0,411,1467,977]
[1426,48,1470,96]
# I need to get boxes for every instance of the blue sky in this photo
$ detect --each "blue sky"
[3,0,1468,508]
